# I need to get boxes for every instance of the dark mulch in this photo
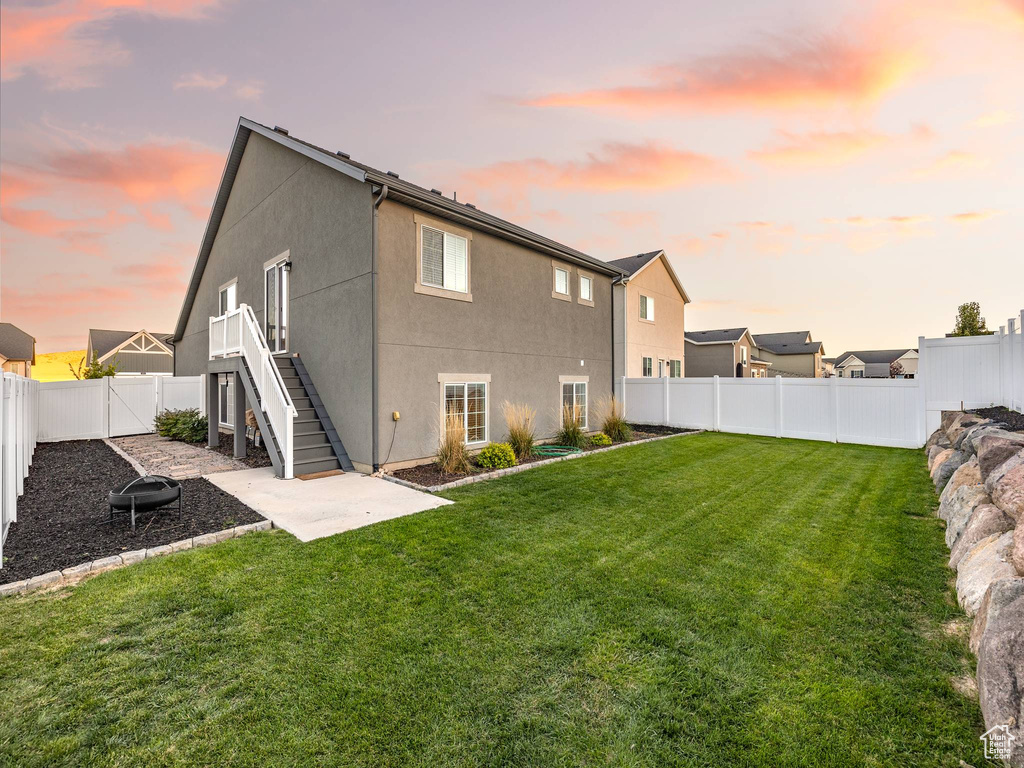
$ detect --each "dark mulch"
[968,406,1024,433]
[1,440,264,584]
[212,432,274,469]
[391,424,694,487]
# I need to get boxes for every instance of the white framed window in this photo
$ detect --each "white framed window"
[219,373,234,428]
[740,346,748,365]
[560,379,588,430]
[552,263,570,300]
[851,370,863,379]
[439,374,489,444]
[577,271,594,306]
[642,356,653,377]
[421,225,468,293]
[415,215,473,302]
[218,279,237,315]
[264,254,289,353]
[668,360,681,378]
[639,294,654,321]
[658,359,664,377]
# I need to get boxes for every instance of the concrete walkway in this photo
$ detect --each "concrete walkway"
[205,468,453,542]
[108,434,248,479]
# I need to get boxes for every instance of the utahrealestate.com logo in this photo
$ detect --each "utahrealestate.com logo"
[980,724,1016,761]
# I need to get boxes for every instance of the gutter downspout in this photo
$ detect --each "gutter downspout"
[371,184,389,472]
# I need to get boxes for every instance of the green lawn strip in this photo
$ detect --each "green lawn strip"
[0,433,986,767]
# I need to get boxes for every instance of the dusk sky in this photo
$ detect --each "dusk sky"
[1,0,1021,354]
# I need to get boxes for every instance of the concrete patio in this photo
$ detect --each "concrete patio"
[204,467,453,541]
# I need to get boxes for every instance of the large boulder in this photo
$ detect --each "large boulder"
[947,413,986,446]
[974,578,1024,767]
[950,504,1015,570]
[956,531,1016,615]
[934,451,967,493]
[1013,525,1024,577]
[953,418,992,450]
[990,457,1024,522]
[963,424,1010,457]
[940,456,982,505]
[926,427,951,452]
[977,433,1024,482]
[943,485,992,548]
[929,447,952,474]
[941,410,963,434]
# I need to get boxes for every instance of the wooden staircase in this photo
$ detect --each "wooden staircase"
[274,355,353,476]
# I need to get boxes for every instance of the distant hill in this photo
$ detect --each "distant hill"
[33,350,87,382]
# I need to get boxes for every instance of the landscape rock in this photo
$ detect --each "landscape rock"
[963,424,1010,457]
[950,504,1016,570]
[941,410,962,434]
[971,577,1024,655]
[926,427,949,452]
[1013,525,1024,577]
[934,451,968,492]
[60,562,93,581]
[91,555,123,572]
[0,580,27,597]
[192,532,218,548]
[977,434,1024,482]
[957,531,1016,615]
[975,577,1024,767]
[990,459,1024,522]
[953,419,991,450]
[930,448,954,477]
[943,485,993,548]
[947,414,986,446]
[121,549,146,566]
[940,456,982,505]
[145,544,173,559]
[253,519,272,531]
[26,571,63,591]
[168,538,193,553]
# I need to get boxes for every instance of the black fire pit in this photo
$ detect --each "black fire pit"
[108,475,182,532]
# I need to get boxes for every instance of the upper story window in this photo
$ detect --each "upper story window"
[640,294,654,321]
[578,271,594,307]
[740,346,748,365]
[218,279,237,314]
[415,214,473,302]
[552,263,570,301]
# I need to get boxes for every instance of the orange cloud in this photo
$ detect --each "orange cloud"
[750,124,931,167]
[911,150,990,179]
[0,0,220,88]
[825,214,931,227]
[949,210,1003,223]
[527,29,921,114]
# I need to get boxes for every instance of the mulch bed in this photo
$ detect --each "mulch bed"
[212,432,274,469]
[1,440,264,584]
[968,406,1024,433]
[391,424,694,487]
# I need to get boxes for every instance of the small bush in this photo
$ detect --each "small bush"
[589,432,612,447]
[154,408,208,443]
[596,396,633,442]
[557,405,587,449]
[476,442,517,469]
[437,411,470,475]
[502,400,536,460]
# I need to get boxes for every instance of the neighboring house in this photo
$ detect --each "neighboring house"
[683,328,763,378]
[0,323,36,377]
[173,118,624,477]
[751,331,825,378]
[608,250,691,379]
[87,329,175,375]
[833,349,918,378]
[821,358,836,377]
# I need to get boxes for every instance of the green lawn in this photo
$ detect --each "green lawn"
[0,434,985,767]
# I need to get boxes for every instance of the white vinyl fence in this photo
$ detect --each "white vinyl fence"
[620,375,925,448]
[37,375,205,442]
[1,374,39,564]
[919,310,1024,434]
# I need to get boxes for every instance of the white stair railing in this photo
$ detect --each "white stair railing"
[209,304,296,478]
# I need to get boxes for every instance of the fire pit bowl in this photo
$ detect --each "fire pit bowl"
[108,475,182,532]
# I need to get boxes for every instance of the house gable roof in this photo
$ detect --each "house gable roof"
[0,323,35,363]
[684,327,749,344]
[173,118,624,341]
[606,250,691,303]
[753,332,823,356]
[834,349,917,367]
[89,329,173,360]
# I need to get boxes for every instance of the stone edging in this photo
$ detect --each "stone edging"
[0,519,274,598]
[103,437,148,476]
[382,430,703,493]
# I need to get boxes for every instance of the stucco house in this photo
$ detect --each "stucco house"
[172,118,624,477]
[833,349,918,378]
[683,328,767,378]
[87,329,174,375]
[0,323,36,377]
[608,250,690,379]
[751,331,825,378]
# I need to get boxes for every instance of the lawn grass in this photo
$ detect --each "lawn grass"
[0,433,985,766]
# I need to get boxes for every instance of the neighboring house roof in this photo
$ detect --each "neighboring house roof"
[750,356,772,366]
[606,249,691,303]
[684,328,749,344]
[174,118,625,341]
[833,349,917,367]
[0,323,36,363]
[753,332,823,356]
[822,357,837,365]
[89,329,173,359]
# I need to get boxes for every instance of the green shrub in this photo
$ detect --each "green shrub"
[556,405,587,449]
[501,400,536,460]
[589,432,612,447]
[154,408,208,443]
[596,396,633,442]
[476,442,517,469]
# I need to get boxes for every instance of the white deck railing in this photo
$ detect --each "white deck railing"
[210,304,296,478]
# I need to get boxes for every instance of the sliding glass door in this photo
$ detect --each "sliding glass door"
[264,258,289,353]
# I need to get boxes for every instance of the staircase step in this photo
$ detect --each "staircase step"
[294,443,335,460]
[294,431,329,448]
[293,456,342,475]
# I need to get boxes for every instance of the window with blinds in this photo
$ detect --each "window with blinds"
[422,225,468,293]
[561,381,587,429]
[444,382,487,443]
[668,360,681,378]
[642,357,653,377]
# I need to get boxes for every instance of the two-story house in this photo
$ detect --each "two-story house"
[751,331,825,378]
[173,118,624,477]
[683,328,768,378]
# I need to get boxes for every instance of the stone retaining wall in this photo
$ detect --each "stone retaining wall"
[927,410,1024,767]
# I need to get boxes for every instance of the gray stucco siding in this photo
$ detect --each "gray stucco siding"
[683,341,735,377]
[109,351,173,374]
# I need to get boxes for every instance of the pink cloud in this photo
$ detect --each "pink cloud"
[910,150,990,179]
[607,210,658,230]
[750,125,931,168]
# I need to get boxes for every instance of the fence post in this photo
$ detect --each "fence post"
[620,376,627,418]
[1019,310,1024,412]
[101,376,111,439]
[663,376,670,426]
[917,335,928,441]
[4,377,16,521]
[829,376,838,443]
[713,375,721,432]
[774,376,783,438]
